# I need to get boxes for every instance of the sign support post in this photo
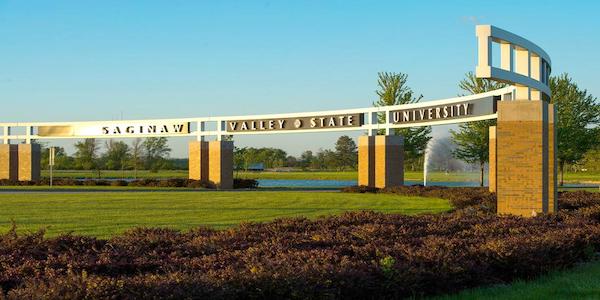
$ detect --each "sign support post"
[49,147,55,187]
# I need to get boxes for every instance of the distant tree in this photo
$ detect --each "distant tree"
[299,150,314,170]
[41,146,74,170]
[129,138,144,178]
[550,74,600,185]
[334,135,357,170]
[311,149,337,170]
[103,140,130,171]
[143,137,171,172]
[450,72,506,186]
[74,138,101,177]
[285,156,298,168]
[373,72,432,170]
[233,147,248,170]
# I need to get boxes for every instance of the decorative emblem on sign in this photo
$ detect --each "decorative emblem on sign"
[226,113,363,132]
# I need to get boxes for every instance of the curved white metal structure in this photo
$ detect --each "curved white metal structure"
[0,87,515,143]
[0,25,548,144]
[476,25,551,101]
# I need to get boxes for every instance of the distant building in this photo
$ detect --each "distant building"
[247,163,264,171]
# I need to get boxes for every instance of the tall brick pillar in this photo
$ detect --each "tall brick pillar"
[17,144,41,181]
[548,104,558,212]
[208,141,234,189]
[358,135,404,188]
[496,100,554,216]
[0,144,18,181]
[358,136,375,187]
[488,126,497,193]
[188,141,209,181]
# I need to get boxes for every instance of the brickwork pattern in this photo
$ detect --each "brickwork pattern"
[496,101,549,217]
[488,126,497,193]
[188,141,209,181]
[374,136,404,188]
[548,104,557,212]
[0,145,18,180]
[357,136,375,186]
[17,144,41,181]
[208,141,233,189]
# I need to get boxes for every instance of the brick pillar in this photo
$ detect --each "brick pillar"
[208,141,234,189]
[0,144,18,181]
[358,136,375,187]
[548,104,558,212]
[188,141,209,181]
[18,144,41,181]
[496,100,551,216]
[374,135,404,188]
[488,126,497,193]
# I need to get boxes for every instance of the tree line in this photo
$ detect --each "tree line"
[40,137,173,176]
[234,135,358,171]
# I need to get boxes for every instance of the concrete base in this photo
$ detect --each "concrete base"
[358,135,404,188]
[496,100,555,216]
[0,145,18,181]
[18,144,41,181]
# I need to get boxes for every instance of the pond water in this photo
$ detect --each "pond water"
[257,179,483,188]
[69,178,598,189]
[257,179,599,189]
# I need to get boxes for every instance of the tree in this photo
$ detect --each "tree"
[40,146,74,170]
[299,150,314,170]
[550,74,600,185]
[450,72,506,186]
[74,138,101,177]
[373,72,432,170]
[143,137,171,172]
[103,140,130,171]
[334,135,357,170]
[129,138,144,178]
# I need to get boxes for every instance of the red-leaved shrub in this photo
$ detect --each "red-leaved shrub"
[2,191,600,299]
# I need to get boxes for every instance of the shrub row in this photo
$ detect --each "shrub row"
[0,178,259,189]
[342,185,497,211]
[2,191,600,299]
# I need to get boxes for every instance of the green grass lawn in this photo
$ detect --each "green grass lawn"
[40,169,600,184]
[0,191,450,238]
[433,259,600,299]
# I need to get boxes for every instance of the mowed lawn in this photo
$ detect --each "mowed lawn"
[0,191,450,238]
[434,260,600,300]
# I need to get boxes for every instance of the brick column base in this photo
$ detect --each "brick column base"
[496,100,555,216]
[188,140,233,189]
[0,144,18,181]
[358,135,404,188]
[489,126,497,193]
[188,141,209,181]
[18,144,41,181]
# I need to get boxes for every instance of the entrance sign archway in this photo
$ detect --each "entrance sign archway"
[0,25,555,217]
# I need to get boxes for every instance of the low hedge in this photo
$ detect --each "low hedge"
[0,178,259,189]
[342,185,497,211]
[1,190,600,299]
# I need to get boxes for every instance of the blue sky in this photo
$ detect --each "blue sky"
[1,0,598,157]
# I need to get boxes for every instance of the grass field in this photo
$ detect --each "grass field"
[434,259,600,299]
[0,191,450,238]
[40,169,600,183]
